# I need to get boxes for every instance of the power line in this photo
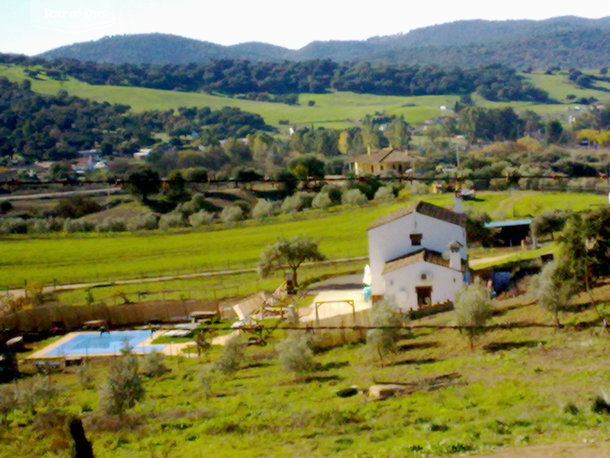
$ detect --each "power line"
[196,322,608,331]
[1,174,608,187]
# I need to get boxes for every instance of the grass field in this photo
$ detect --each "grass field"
[0,64,455,129]
[0,191,605,289]
[4,65,609,130]
[523,72,610,103]
[4,282,609,457]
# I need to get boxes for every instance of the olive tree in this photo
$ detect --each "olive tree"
[277,332,316,375]
[100,345,144,415]
[454,279,494,349]
[366,300,402,365]
[258,236,325,287]
[530,261,570,326]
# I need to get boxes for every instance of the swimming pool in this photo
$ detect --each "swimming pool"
[40,330,166,357]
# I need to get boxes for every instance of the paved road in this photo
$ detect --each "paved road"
[3,187,122,201]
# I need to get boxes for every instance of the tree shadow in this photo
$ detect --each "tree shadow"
[483,341,542,353]
[205,191,241,202]
[560,300,606,313]
[390,358,437,367]
[317,361,349,371]
[492,301,535,317]
[569,318,607,330]
[302,374,343,383]
[242,362,272,370]
[397,342,438,352]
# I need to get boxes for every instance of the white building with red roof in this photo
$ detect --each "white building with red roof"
[367,198,468,310]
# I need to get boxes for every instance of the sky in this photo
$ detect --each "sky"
[1,0,609,55]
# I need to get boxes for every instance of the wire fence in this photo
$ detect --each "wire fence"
[204,322,609,331]
[1,173,609,187]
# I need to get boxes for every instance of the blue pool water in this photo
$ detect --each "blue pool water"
[42,330,166,357]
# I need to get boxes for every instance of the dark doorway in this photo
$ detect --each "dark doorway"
[416,286,432,307]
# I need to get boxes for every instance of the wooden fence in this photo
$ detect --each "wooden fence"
[0,299,221,332]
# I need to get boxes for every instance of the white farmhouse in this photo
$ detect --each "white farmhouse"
[367,199,468,311]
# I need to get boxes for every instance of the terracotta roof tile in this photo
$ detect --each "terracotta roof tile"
[351,148,411,164]
[368,201,466,230]
[383,248,465,274]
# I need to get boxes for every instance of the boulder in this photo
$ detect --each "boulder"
[368,384,408,401]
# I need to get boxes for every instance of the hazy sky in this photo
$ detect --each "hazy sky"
[1,0,609,55]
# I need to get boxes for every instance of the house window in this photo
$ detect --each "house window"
[410,233,423,246]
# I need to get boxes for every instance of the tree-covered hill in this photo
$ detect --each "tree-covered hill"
[36,16,610,68]
[369,29,610,69]
[0,54,549,103]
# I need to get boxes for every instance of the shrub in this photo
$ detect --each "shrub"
[233,200,252,218]
[0,384,16,426]
[320,184,343,204]
[312,192,332,210]
[141,352,169,377]
[403,182,429,196]
[341,189,367,206]
[220,206,243,224]
[281,192,314,214]
[75,363,95,389]
[178,193,217,216]
[99,346,144,415]
[252,199,276,220]
[158,212,187,230]
[185,167,208,183]
[591,395,610,414]
[54,196,101,218]
[0,200,13,214]
[15,376,58,415]
[189,210,215,227]
[454,279,494,349]
[0,217,28,234]
[214,336,245,376]
[277,332,316,375]
[366,300,402,364]
[95,218,127,232]
[199,367,216,399]
[128,212,159,231]
[63,218,95,233]
[374,186,395,202]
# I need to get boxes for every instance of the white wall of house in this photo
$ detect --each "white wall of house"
[383,261,464,311]
[367,212,467,296]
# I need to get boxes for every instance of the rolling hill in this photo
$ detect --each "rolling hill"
[38,16,610,68]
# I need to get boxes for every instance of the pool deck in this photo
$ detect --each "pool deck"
[28,330,166,359]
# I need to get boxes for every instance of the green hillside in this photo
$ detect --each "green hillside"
[0,64,455,128]
[5,64,610,130]
[5,282,610,457]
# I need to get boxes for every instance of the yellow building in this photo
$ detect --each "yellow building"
[350,148,413,176]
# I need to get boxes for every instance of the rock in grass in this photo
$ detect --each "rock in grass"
[368,384,408,401]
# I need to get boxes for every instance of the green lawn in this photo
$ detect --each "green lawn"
[0,191,605,289]
[4,283,609,457]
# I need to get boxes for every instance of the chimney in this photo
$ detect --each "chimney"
[448,241,462,270]
[454,191,463,214]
